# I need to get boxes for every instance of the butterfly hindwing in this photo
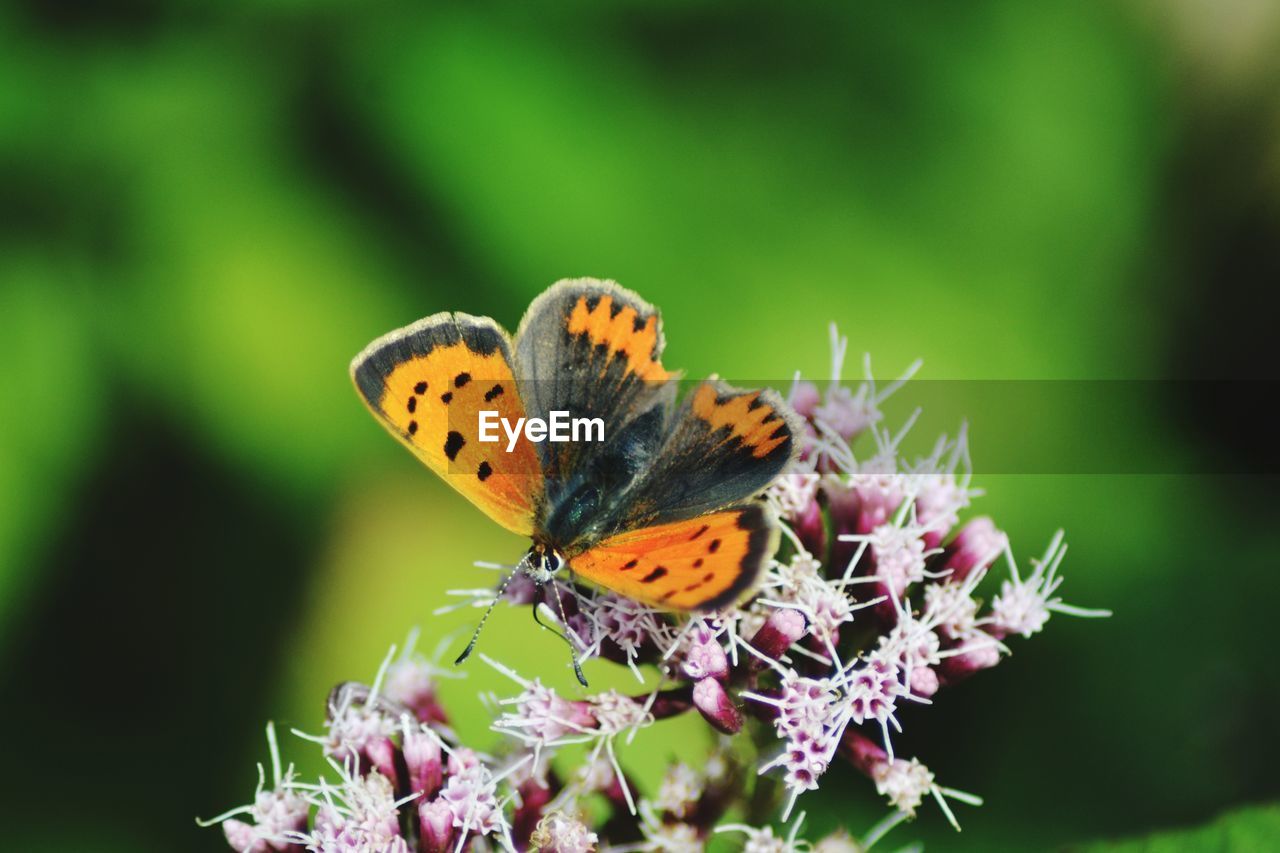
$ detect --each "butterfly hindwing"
[613,379,802,530]
[568,503,778,611]
[513,279,679,544]
[350,312,543,536]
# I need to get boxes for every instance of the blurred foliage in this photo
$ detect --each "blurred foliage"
[1,1,1278,850]
[1079,803,1280,852]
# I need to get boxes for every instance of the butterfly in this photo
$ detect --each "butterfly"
[350,279,800,682]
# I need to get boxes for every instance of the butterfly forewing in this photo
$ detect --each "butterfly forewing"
[512,279,679,543]
[350,312,543,536]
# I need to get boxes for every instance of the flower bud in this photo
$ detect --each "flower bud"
[816,385,875,441]
[403,727,443,798]
[938,639,1001,684]
[447,747,482,777]
[909,664,939,698]
[682,630,729,681]
[789,380,821,418]
[221,820,268,853]
[529,811,599,853]
[384,659,449,726]
[749,608,807,664]
[513,778,554,849]
[838,729,887,777]
[939,516,1006,582]
[794,498,827,560]
[365,735,400,786]
[692,677,742,734]
[418,799,455,853]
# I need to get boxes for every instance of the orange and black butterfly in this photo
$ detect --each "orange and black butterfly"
[351,279,800,681]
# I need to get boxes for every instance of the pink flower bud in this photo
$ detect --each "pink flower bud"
[692,677,742,734]
[939,516,1006,582]
[682,630,729,681]
[909,664,939,698]
[365,735,399,786]
[418,799,455,853]
[403,727,443,798]
[384,660,450,726]
[513,778,554,849]
[815,385,876,441]
[838,729,887,777]
[221,819,269,853]
[447,747,482,777]
[789,380,821,417]
[794,499,827,559]
[938,639,1001,684]
[750,608,807,664]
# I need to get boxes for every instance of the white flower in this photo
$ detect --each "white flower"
[530,811,599,852]
[843,655,902,727]
[439,758,503,838]
[486,656,653,814]
[768,471,822,520]
[988,532,1112,638]
[301,770,411,853]
[654,763,703,818]
[867,522,929,598]
[199,724,309,852]
[923,581,980,639]
[872,758,933,814]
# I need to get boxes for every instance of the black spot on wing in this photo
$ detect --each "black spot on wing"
[690,525,709,540]
[455,372,471,388]
[414,381,428,394]
[708,539,721,553]
[477,461,492,481]
[697,505,774,611]
[407,420,418,436]
[444,431,465,461]
[407,397,417,413]
[622,559,638,570]
[632,315,646,332]
[484,383,504,402]
[441,392,453,404]
[640,566,668,583]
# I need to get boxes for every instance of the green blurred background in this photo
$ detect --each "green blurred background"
[2,1,1278,850]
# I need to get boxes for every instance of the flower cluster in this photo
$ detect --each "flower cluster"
[207,324,1108,850]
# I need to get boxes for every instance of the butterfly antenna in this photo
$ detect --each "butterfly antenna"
[455,572,514,667]
[532,581,589,688]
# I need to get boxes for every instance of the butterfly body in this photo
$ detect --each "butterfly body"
[351,279,800,615]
